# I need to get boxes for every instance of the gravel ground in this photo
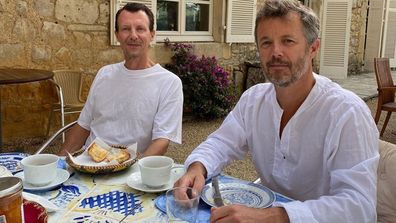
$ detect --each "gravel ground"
[2,97,394,182]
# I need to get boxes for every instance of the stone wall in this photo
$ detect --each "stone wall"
[349,0,368,75]
[0,0,122,142]
[0,0,370,141]
[0,0,259,142]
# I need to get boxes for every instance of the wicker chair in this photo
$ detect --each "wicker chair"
[374,58,396,136]
[47,70,85,141]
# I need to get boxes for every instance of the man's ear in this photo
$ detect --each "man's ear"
[151,30,156,41]
[115,31,120,42]
[310,39,320,57]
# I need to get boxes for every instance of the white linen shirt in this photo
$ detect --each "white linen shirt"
[78,62,183,154]
[185,74,379,223]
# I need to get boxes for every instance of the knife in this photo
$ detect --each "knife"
[212,176,224,207]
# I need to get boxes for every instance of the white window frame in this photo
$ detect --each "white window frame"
[156,0,214,42]
[110,0,256,45]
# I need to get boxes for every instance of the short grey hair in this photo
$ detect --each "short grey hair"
[254,0,319,45]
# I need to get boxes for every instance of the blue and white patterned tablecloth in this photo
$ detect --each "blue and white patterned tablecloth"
[34,163,168,223]
[14,160,291,223]
[154,175,292,223]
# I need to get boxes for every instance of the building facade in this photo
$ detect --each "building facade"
[0,0,395,140]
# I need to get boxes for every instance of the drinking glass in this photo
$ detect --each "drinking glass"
[166,187,200,223]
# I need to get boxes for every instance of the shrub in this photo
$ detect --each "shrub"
[164,39,236,119]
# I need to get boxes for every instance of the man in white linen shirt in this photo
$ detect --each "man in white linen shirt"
[175,0,379,222]
[59,3,183,157]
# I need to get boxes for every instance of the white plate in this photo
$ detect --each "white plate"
[0,152,29,173]
[15,169,70,191]
[126,165,185,193]
[201,181,275,208]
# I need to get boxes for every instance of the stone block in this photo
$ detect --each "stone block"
[55,0,99,24]
[73,32,92,47]
[0,43,24,66]
[98,2,110,24]
[67,24,107,31]
[0,13,13,43]
[92,33,109,49]
[97,49,123,64]
[32,46,51,62]
[55,47,72,65]
[13,18,36,42]
[72,49,94,66]
[16,0,27,16]
[42,21,66,42]
[34,0,54,17]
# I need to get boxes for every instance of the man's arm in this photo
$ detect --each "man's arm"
[58,124,90,156]
[141,138,170,157]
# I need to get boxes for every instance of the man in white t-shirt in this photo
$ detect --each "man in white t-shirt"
[59,3,183,157]
[175,0,379,222]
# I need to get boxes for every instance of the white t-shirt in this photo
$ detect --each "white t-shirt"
[185,74,379,223]
[78,62,183,154]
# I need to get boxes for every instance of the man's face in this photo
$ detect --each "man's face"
[116,10,154,61]
[256,12,318,87]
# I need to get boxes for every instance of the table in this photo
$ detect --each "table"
[0,69,54,148]
[26,161,292,223]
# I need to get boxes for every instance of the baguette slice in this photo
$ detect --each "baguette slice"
[106,148,130,164]
[87,142,109,162]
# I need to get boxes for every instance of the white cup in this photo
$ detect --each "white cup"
[21,154,59,186]
[138,156,174,188]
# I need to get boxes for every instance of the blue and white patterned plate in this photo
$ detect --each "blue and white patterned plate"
[0,152,29,174]
[201,181,275,208]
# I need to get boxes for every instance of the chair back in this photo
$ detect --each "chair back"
[53,70,84,105]
[377,140,396,223]
[374,58,395,104]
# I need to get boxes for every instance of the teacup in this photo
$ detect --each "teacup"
[138,156,174,188]
[21,154,59,186]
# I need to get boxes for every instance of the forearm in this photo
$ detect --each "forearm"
[59,124,90,156]
[141,138,170,157]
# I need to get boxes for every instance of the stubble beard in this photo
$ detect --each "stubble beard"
[263,52,310,88]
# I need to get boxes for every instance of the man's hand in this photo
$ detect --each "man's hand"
[174,161,207,194]
[210,205,290,223]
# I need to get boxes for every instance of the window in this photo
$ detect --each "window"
[110,0,256,45]
[156,0,213,42]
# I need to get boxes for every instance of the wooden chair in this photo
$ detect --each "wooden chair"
[374,58,396,136]
[47,70,85,141]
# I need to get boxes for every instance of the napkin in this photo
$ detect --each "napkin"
[67,138,137,166]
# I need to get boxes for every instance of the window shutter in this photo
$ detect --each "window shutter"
[226,0,257,43]
[382,0,396,67]
[110,0,156,45]
[364,0,385,71]
[319,0,352,79]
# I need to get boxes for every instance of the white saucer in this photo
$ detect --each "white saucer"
[126,165,185,193]
[126,172,173,193]
[15,169,70,191]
